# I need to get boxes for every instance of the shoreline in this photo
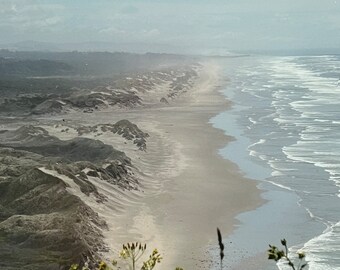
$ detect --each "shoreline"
[100,61,264,269]
[211,57,329,270]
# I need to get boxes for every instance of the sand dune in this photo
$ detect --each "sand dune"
[0,61,262,269]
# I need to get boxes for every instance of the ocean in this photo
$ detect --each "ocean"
[212,55,340,269]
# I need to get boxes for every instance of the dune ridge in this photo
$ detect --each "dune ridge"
[0,59,262,270]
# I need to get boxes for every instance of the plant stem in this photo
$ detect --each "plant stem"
[132,252,136,270]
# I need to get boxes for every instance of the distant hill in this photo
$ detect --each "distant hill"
[0,57,74,77]
[0,40,185,55]
[0,50,193,77]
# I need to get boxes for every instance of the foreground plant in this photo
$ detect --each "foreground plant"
[69,242,162,270]
[69,260,110,270]
[141,248,162,270]
[217,228,225,270]
[119,242,148,270]
[115,242,162,270]
[268,239,307,270]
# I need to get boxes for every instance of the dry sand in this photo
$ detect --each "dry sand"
[37,61,264,269]
[99,62,263,269]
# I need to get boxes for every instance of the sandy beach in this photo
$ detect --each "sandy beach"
[89,62,264,269]
[3,2,338,269]
[3,60,264,269]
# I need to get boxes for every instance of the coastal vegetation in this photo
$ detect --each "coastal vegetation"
[0,50,202,269]
[268,239,307,270]
[69,242,162,270]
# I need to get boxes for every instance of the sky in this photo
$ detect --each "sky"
[1,0,340,54]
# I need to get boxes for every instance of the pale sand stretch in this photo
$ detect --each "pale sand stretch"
[104,62,262,269]
[41,62,263,269]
